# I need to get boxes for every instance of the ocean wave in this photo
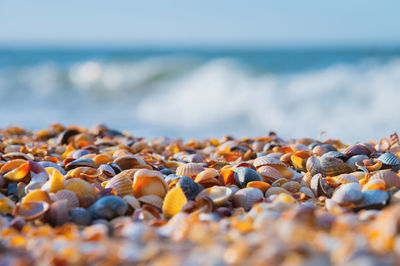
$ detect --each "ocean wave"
[0,55,400,142]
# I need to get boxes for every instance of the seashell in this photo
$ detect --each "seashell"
[46,200,69,226]
[281,181,301,193]
[369,169,400,188]
[377,152,400,166]
[88,196,128,220]
[64,178,96,199]
[3,152,34,161]
[351,171,367,181]
[22,190,51,204]
[219,168,237,185]
[194,195,214,213]
[390,190,400,205]
[234,167,263,188]
[332,174,359,184]
[162,186,188,218]
[39,161,65,174]
[0,159,26,174]
[70,149,90,159]
[232,188,263,211]
[280,152,294,166]
[105,171,134,197]
[138,195,164,209]
[70,207,92,225]
[99,164,116,177]
[132,169,168,198]
[0,197,16,215]
[67,167,102,179]
[346,155,369,171]
[310,173,322,197]
[123,195,141,210]
[246,181,270,193]
[306,156,352,177]
[176,163,205,179]
[271,178,288,187]
[253,155,286,169]
[299,187,315,198]
[362,179,386,191]
[355,159,382,172]
[352,190,389,211]
[57,128,80,145]
[319,177,340,197]
[56,189,80,209]
[331,183,363,206]
[65,158,98,170]
[342,144,371,157]
[13,201,50,221]
[25,171,48,193]
[184,154,204,163]
[177,176,203,200]
[302,172,312,187]
[197,186,232,206]
[94,153,114,165]
[3,162,30,181]
[194,169,220,187]
[113,155,149,170]
[265,187,290,198]
[290,151,310,171]
[45,167,64,193]
[321,151,348,161]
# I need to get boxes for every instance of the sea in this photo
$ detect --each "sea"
[0,47,400,144]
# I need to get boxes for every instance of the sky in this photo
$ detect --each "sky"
[0,0,400,47]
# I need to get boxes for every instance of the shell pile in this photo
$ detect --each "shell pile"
[1,125,400,265]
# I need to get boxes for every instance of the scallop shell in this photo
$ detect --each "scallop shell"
[377,152,400,166]
[138,195,164,209]
[13,201,50,221]
[64,178,96,199]
[45,167,64,193]
[177,176,203,200]
[113,155,149,170]
[123,195,141,210]
[306,156,352,176]
[162,186,188,218]
[232,187,263,211]
[88,196,128,220]
[257,166,283,183]
[105,171,134,197]
[176,163,205,178]
[246,181,271,193]
[194,169,220,187]
[56,189,80,209]
[132,169,168,198]
[253,156,286,168]
[197,186,232,206]
[370,170,400,188]
[234,167,263,188]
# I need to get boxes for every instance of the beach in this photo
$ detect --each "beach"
[0,124,400,265]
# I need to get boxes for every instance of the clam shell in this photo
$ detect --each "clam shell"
[123,195,141,210]
[22,190,51,206]
[370,169,400,188]
[310,173,322,196]
[362,179,386,191]
[0,159,26,174]
[194,169,220,187]
[88,196,128,220]
[342,144,371,157]
[177,176,203,200]
[162,186,188,218]
[56,189,80,209]
[346,155,369,171]
[306,156,352,176]
[64,178,96,199]
[234,167,263,188]
[332,174,359,184]
[176,163,205,178]
[3,152,34,161]
[132,169,168,198]
[3,162,30,181]
[321,151,348,161]
[290,151,310,171]
[14,201,50,221]
[355,159,382,172]
[70,207,92,225]
[114,155,149,170]
[232,188,263,211]
[352,190,389,211]
[253,156,286,168]
[105,171,134,197]
[246,181,270,193]
[299,187,315,198]
[99,164,116,177]
[265,187,290,198]
[281,181,301,193]
[65,158,98,170]
[331,183,363,206]
[138,195,164,209]
[94,154,114,165]
[377,152,400,166]
[219,168,237,185]
[197,186,232,206]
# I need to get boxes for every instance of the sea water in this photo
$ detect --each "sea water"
[0,47,399,143]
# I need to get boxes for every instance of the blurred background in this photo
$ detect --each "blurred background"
[0,0,400,143]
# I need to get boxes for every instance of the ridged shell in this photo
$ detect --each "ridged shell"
[162,186,188,218]
[232,188,263,211]
[246,181,271,193]
[306,156,352,176]
[342,144,371,157]
[176,163,205,178]
[321,151,348,161]
[45,167,64,193]
[281,181,301,193]
[64,178,96,199]
[265,187,290,198]
[105,171,134,197]
[370,170,400,188]
[138,195,164,209]
[123,195,141,210]
[194,169,220,187]
[332,174,359,184]
[113,155,149,170]
[257,166,283,183]
[22,190,51,204]
[88,196,128,220]
[56,189,80,209]
[70,207,92,225]
[234,167,263,188]
[177,176,203,200]
[132,169,168,198]
[197,186,232,206]
[377,152,400,166]
[14,201,50,221]
[253,156,286,168]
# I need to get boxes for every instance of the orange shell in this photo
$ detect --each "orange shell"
[105,171,134,197]
[219,168,238,185]
[133,169,168,198]
[246,181,270,193]
[22,190,51,204]
[162,186,187,218]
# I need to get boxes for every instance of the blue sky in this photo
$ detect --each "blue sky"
[0,0,399,47]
